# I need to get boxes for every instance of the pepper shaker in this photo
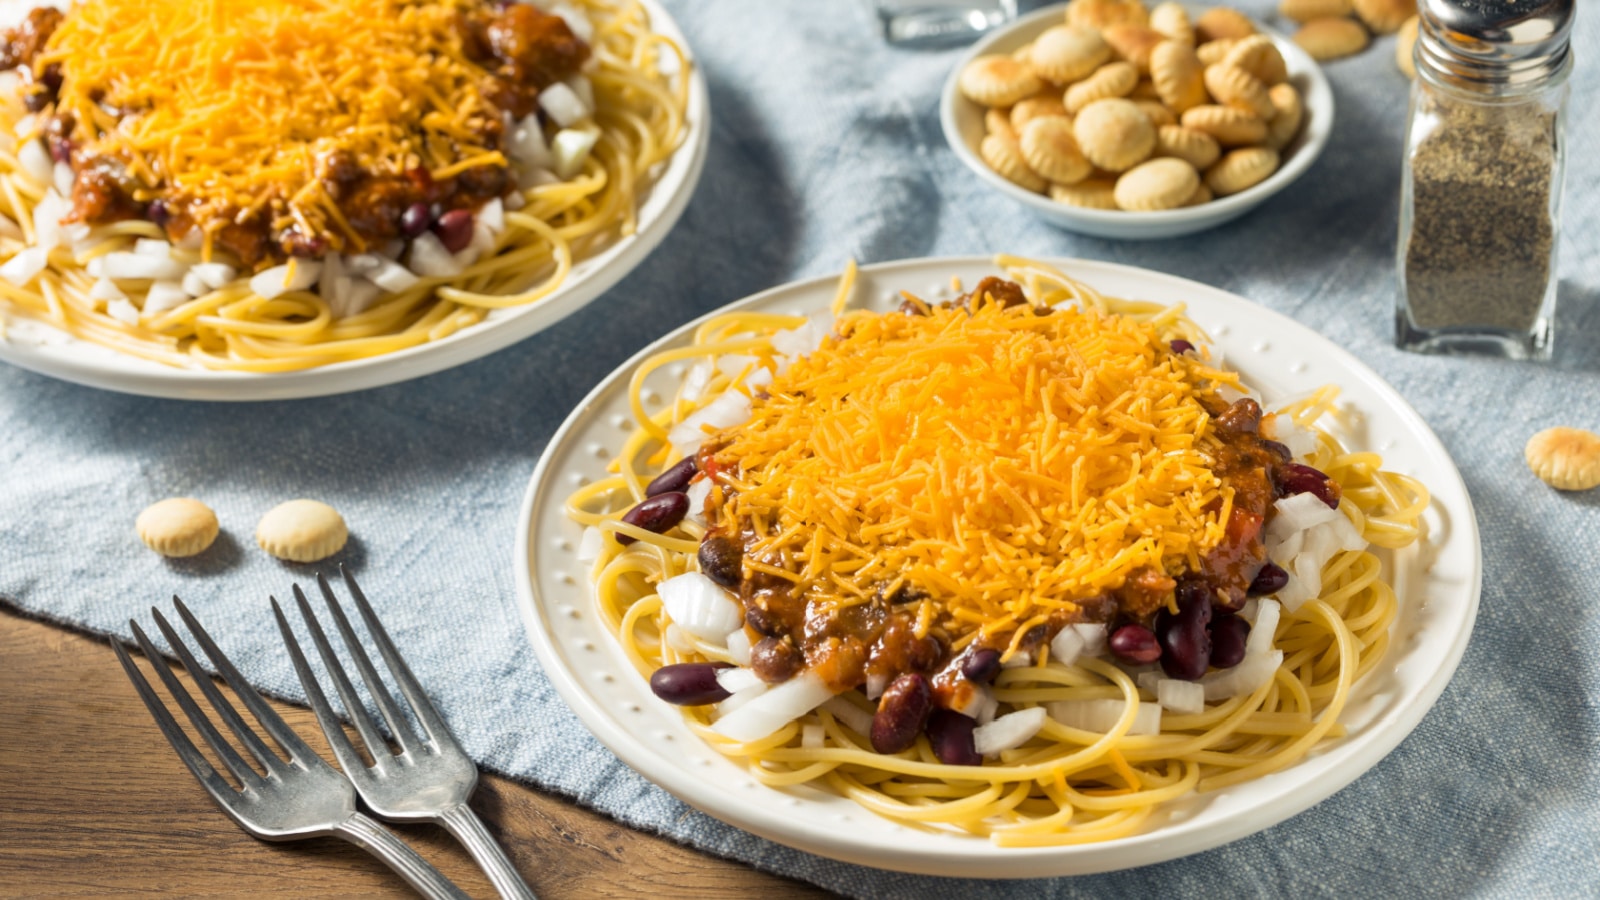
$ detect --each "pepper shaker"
[1395,0,1574,360]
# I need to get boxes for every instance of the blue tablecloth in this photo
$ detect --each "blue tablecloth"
[4,2,1598,896]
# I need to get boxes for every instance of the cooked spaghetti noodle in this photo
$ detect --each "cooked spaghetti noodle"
[566,257,1429,844]
[0,0,688,371]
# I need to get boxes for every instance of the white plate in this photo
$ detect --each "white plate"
[514,257,1481,878]
[940,6,1334,240]
[0,0,709,401]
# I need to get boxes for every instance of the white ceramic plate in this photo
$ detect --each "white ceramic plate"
[0,0,709,401]
[940,6,1333,240]
[514,257,1480,878]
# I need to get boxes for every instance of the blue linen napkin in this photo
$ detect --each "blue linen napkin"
[4,1,1599,896]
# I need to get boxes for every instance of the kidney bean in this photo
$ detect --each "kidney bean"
[147,199,171,229]
[615,492,688,545]
[1215,398,1262,434]
[433,208,475,253]
[925,709,981,766]
[1276,462,1342,510]
[1210,615,1250,669]
[1157,582,1213,681]
[871,673,933,754]
[400,202,431,238]
[697,535,743,588]
[750,637,801,684]
[649,662,731,706]
[908,634,945,673]
[743,603,783,639]
[961,648,1001,684]
[1260,439,1292,462]
[1249,560,1289,596]
[1170,339,1195,354]
[645,456,698,497]
[1108,624,1162,665]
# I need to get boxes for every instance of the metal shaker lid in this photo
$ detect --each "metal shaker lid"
[1418,0,1575,89]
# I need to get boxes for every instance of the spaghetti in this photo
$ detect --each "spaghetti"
[567,257,1429,844]
[0,0,688,371]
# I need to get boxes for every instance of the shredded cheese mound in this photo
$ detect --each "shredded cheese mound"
[41,0,511,240]
[710,298,1232,648]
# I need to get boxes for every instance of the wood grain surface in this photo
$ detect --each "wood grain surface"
[0,608,832,899]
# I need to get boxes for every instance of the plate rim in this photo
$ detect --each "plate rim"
[512,255,1483,878]
[0,0,710,402]
[937,3,1335,239]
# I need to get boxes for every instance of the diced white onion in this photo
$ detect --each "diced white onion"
[518,166,560,190]
[0,247,49,286]
[133,238,173,257]
[1047,698,1161,736]
[1200,650,1283,701]
[181,271,210,298]
[1246,599,1280,658]
[504,191,526,211]
[715,667,763,695]
[948,683,990,719]
[478,198,505,234]
[576,526,604,563]
[685,477,712,526]
[1000,650,1033,669]
[507,115,554,168]
[681,360,713,402]
[550,126,599,179]
[663,624,696,654]
[250,261,321,300]
[822,696,874,736]
[1049,627,1085,668]
[105,298,139,325]
[864,672,888,701]
[657,572,742,641]
[563,75,595,110]
[407,231,461,278]
[1156,678,1205,715]
[710,671,831,743]
[143,280,189,314]
[725,627,752,666]
[713,682,768,719]
[1266,413,1319,459]
[342,279,381,317]
[801,724,825,749]
[1072,623,1107,657]
[539,82,589,128]
[18,139,51,185]
[976,691,1000,725]
[1269,492,1342,536]
[364,255,421,293]
[190,262,236,290]
[88,278,126,303]
[11,112,34,139]
[30,191,69,252]
[973,707,1047,755]
[771,315,834,360]
[668,391,753,457]
[51,161,73,198]
[549,4,595,44]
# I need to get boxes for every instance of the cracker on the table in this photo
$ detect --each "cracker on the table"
[1526,427,1600,491]
[136,497,220,558]
[257,499,349,563]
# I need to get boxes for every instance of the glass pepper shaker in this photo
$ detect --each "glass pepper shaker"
[1395,0,1574,360]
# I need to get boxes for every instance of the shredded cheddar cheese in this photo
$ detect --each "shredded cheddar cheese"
[40,0,508,244]
[710,296,1231,647]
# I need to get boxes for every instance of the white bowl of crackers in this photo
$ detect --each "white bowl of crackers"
[941,0,1334,240]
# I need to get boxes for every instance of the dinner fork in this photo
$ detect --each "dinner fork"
[273,569,535,900]
[111,600,468,900]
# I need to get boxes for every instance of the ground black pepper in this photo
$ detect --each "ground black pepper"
[1402,101,1557,333]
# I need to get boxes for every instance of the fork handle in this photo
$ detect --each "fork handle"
[438,801,537,900]
[334,812,471,900]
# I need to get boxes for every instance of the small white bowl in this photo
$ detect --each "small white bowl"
[940,5,1334,240]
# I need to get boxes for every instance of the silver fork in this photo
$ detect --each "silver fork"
[273,569,535,900]
[111,599,468,900]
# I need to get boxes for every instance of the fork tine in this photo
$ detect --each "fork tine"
[110,635,236,802]
[128,616,262,789]
[170,596,321,769]
[312,573,423,752]
[291,583,400,763]
[151,602,286,777]
[338,567,457,750]
[271,595,373,778]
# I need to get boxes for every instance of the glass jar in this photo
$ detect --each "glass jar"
[1395,0,1574,360]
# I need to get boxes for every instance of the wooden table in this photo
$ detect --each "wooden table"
[0,608,831,898]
